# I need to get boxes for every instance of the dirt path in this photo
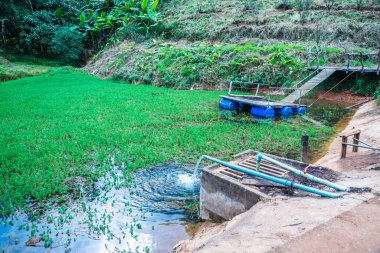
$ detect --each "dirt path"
[174,101,380,253]
[273,197,380,253]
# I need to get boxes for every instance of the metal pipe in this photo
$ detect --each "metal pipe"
[341,143,380,151]
[228,81,233,95]
[199,155,340,198]
[257,154,349,192]
[353,138,373,147]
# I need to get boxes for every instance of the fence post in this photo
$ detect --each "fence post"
[353,132,360,152]
[301,132,309,163]
[377,50,380,75]
[316,51,320,70]
[360,52,364,73]
[341,136,348,158]
[346,53,350,73]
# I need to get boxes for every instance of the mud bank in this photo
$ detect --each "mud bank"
[174,101,380,253]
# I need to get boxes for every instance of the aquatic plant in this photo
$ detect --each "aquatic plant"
[0,68,333,215]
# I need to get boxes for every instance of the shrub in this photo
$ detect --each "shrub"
[18,11,60,55]
[276,0,293,10]
[49,27,84,64]
[294,0,313,22]
[323,0,335,10]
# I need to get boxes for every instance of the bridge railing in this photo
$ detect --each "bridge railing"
[307,46,380,74]
[306,45,327,70]
[343,50,380,74]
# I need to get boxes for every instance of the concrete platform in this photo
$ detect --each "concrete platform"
[200,150,337,221]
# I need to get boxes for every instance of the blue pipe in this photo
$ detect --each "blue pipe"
[257,154,348,192]
[200,155,340,198]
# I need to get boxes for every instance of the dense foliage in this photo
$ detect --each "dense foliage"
[0,0,159,64]
[79,0,160,51]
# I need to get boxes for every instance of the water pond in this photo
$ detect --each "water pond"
[0,164,200,253]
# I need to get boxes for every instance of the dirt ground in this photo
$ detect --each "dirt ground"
[316,100,380,171]
[315,89,373,106]
[174,101,380,253]
[273,197,380,253]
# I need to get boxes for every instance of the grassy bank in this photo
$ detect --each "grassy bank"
[87,40,378,90]
[87,42,321,89]
[0,62,57,82]
[0,54,62,82]
[0,68,333,214]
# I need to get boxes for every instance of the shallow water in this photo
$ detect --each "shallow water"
[220,96,351,127]
[304,98,351,127]
[0,164,200,252]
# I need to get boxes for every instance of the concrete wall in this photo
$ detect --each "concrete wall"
[200,165,269,221]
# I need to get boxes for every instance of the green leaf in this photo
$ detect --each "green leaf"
[152,0,159,11]
[79,12,86,25]
[141,0,149,11]
[56,8,63,18]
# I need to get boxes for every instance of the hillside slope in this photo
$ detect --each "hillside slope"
[86,0,380,89]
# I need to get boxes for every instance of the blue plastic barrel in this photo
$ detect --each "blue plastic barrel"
[275,107,293,115]
[250,107,275,118]
[293,107,306,115]
[219,98,239,110]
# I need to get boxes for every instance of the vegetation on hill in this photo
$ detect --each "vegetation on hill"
[86,0,379,90]
[160,0,380,48]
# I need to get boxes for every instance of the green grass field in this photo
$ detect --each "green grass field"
[0,68,333,214]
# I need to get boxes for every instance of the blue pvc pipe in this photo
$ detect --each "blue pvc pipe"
[201,155,340,198]
[257,154,348,192]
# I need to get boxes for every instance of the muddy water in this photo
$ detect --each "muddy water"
[306,98,355,163]
[305,99,353,127]
[0,164,200,253]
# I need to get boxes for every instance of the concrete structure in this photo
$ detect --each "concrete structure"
[200,150,335,221]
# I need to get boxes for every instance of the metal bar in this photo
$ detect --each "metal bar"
[257,154,349,192]
[242,160,288,172]
[255,83,260,96]
[200,155,340,198]
[341,143,380,151]
[377,50,380,75]
[353,138,373,147]
[240,162,286,175]
[299,89,301,105]
[345,98,375,109]
[220,170,242,180]
[316,51,320,70]
[360,52,364,73]
[228,81,233,95]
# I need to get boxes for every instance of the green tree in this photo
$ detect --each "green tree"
[49,27,84,64]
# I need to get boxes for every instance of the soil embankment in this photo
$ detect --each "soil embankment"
[174,101,380,253]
